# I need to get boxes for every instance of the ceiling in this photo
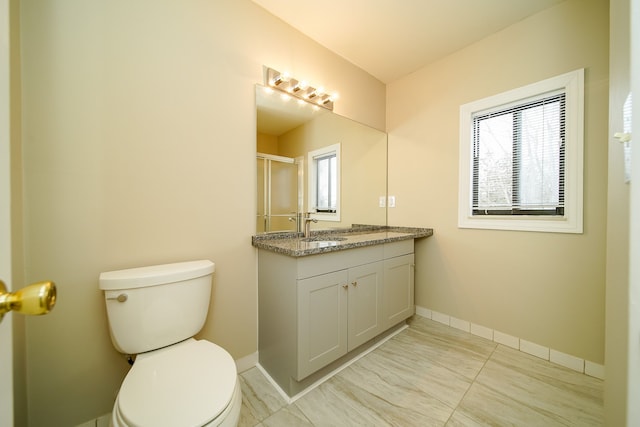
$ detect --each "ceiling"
[252,0,565,83]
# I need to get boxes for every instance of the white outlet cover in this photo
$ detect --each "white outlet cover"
[388,196,396,207]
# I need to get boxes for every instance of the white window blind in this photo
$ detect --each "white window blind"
[308,143,341,222]
[472,92,565,215]
[315,153,337,212]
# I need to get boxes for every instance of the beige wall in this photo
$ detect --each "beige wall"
[387,0,609,364]
[278,112,388,228]
[18,1,385,426]
[257,132,279,154]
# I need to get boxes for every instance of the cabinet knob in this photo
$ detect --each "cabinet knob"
[342,284,348,289]
[352,281,357,287]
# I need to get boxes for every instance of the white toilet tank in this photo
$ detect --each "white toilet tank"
[99,260,215,355]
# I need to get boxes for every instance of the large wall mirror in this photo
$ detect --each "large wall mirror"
[256,84,387,233]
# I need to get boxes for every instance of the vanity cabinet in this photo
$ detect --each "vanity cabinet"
[258,238,415,396]
[297,261,384,380]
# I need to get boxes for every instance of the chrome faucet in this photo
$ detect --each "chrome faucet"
[303,212,318,238]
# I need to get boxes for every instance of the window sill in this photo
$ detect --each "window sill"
[458,215,582,234]
[311,212,340,222]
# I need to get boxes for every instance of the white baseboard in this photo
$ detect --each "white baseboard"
[75,413,110,427]
[415,305,605,380]
[235,351,258,373]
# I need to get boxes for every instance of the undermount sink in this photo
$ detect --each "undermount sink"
[301,236,348,243]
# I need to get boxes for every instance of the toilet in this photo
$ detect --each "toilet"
[99,260,241,427]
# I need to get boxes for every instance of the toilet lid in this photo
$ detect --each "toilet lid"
[117,339,237,427]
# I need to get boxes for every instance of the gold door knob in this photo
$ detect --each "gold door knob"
[0,280,57,322]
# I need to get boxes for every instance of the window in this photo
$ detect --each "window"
[458,69,584,233]
[308,143,340,221]
[473,92,565,216]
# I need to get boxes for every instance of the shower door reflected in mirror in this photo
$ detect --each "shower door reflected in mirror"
[257,153,301,233]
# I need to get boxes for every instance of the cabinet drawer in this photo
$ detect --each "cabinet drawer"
[297,244,383,279]
[384,239,414,258]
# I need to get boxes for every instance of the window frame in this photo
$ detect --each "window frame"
[458,69,584,233]
[308,143,341,222]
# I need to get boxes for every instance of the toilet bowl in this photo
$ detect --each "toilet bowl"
[111,339,242,427]
[99,260,241,427]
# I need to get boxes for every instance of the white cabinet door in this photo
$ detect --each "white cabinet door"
[347,262,384,351]
[383,254,415,329]
[297,269,348,380]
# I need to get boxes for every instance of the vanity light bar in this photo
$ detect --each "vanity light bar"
[265,67,336,111]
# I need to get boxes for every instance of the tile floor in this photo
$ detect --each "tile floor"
[238,315,603,426]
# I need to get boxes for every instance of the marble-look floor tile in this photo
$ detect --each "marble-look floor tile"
[239,367,287,425]
[408,316,498,358]
[337,355,455,425]
[341,340,471,412]
[299,373,456,426]
[238,400,261,427]
[241,316,603,427]
[391,326,494,380]
[453,345,603,426]
[488,345,603,402]
[445,410,485,427]
[448,381,569,426]
[262,404,314,427]
[295,376,392,426]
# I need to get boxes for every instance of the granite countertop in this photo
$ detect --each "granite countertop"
[252,225,433,257]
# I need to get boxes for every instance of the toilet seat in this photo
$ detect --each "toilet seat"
[114,338,239,427]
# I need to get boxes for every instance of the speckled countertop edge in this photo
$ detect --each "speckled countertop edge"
[252,225,433,257]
